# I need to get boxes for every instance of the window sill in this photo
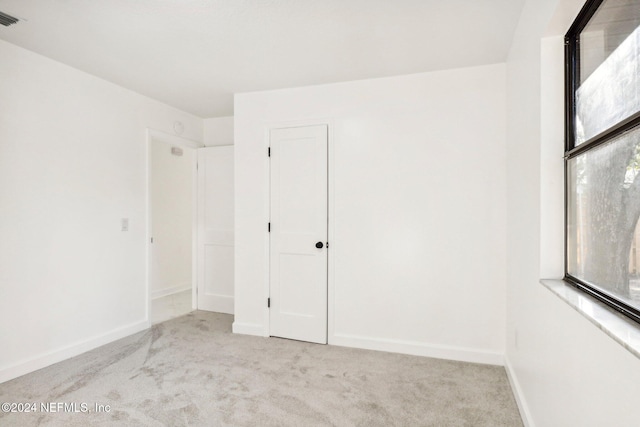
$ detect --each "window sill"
[540,279,640,360]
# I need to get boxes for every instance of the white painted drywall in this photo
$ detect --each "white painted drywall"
[150,142,194,298]
[505,1,640,425]
[234,64,507,364]
[0,39,202,383]
[204,116,234,146]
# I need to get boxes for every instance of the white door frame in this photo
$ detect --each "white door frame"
[263,120,335,342]
[145,128,204,322]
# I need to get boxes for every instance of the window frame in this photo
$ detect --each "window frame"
[564,0,640,324]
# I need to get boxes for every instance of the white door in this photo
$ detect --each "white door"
[197,146,234,313]
[269,125,328,344]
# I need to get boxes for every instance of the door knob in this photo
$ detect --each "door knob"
[315,242,324,249]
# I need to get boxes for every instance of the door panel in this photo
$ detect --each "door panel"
[197,146,234,313]
[270,125,328,344]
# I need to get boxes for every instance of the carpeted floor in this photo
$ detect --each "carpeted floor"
[0,311,523,426]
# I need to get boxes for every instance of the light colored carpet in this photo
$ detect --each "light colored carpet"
[0,311,523,426]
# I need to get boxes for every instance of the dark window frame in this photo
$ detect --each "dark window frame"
[564,0,640,324]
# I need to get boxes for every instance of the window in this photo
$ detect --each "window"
[565,0,640,323]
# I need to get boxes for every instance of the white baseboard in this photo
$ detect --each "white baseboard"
[232,321,266,336]
[504,356,534,427]
[151,284,191,300]
[330,333,504,365]
[0,320,150,385]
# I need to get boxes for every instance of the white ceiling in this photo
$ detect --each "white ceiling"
[0,1,525,118]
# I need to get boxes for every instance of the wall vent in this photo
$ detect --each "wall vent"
[0,11,19,27]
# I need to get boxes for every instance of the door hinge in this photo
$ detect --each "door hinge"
[150,237,154,243]
[268,147,271,157]
[268,222,271,232]
[267,297,270,308]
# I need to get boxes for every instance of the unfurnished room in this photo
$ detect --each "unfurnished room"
[1,1,640,426]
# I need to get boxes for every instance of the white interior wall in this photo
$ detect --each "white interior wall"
[234,64,508,364]
[0,40,202,383]
[505,1,640,426]
[204,116,234,146]
[150,142,194,298]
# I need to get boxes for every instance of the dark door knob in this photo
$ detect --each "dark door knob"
[315,242,324,249]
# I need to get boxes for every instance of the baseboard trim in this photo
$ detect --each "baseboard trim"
[0,320,150,384]
[151,284,191,300]
[504,356,535,427]
[232,321,266,337]
[330,333,504,365]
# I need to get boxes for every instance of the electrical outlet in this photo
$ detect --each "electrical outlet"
[121,218,129,232]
